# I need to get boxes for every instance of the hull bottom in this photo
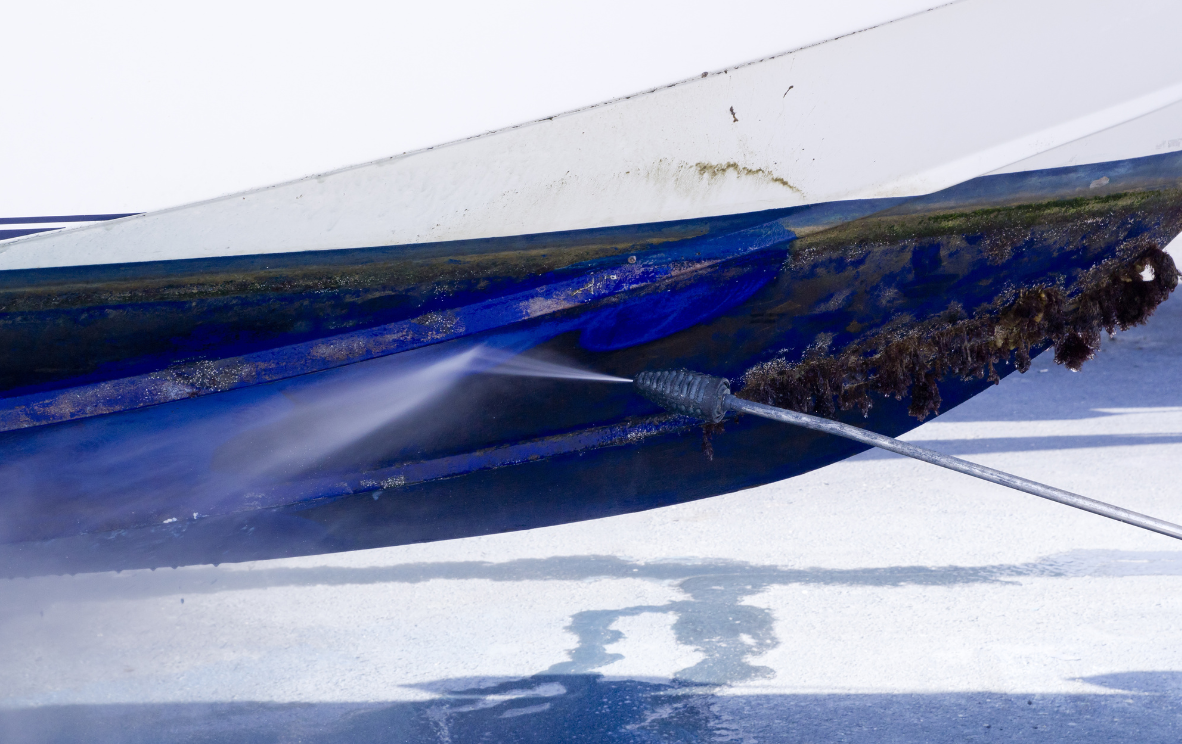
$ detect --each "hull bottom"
[2,154,1181,575]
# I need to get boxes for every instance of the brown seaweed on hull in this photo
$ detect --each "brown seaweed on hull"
[737,244,1179,422]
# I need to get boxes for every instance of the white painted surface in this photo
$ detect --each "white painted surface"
[4,0,1182,270]
[994,98,1182,175]
[2,0,950,217]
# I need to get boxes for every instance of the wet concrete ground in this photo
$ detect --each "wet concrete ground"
[3,248,1182,743]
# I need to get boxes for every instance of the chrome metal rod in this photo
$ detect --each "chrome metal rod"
[725,394,1182,542]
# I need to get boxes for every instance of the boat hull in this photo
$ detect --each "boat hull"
[5,0,1182,574]
[2,152,1180,575]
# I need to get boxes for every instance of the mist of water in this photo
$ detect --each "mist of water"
[0,342,634,540]
[233,344,628,480]
[246,345,487,478]
[474,348,632,383]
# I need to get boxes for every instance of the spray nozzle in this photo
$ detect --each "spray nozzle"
[634,369,730,423]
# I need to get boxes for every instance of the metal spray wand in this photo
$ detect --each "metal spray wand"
[634,368,1182,542]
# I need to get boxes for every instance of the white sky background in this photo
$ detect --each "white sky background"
[1,0,948,216]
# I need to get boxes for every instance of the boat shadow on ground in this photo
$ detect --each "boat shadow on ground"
[853,433,1182,459]
[8,550,1182,624]
[4,671,1182,743]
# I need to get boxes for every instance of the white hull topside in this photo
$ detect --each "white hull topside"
[4,0,1182,271]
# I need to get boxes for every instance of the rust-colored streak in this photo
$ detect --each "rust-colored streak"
[693,161,802,195]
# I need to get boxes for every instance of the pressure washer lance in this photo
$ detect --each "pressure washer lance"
[634,368,1182,542]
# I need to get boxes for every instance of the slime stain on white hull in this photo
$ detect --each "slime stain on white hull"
[2,0,1182,574]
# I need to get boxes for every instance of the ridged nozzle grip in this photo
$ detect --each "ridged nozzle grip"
[634,369,730,423]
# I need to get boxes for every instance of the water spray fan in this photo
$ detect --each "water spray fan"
[635,368,1182,542]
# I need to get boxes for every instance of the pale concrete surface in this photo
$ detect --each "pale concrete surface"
[3,253,1182,742]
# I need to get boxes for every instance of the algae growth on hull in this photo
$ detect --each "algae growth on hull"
[738,190,1182,422]
[0,209,782,396]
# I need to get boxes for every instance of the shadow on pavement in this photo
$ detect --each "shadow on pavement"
[854,433,1182,459]
[3,671,1181,743]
